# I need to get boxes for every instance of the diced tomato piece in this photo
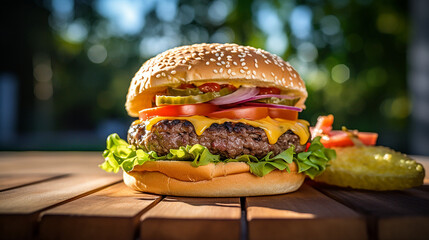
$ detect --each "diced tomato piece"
[320,131,378,148]
[178,83,196,89]
[220,84,237,91]
[313,114,334,135]
[198,83,221,92]
[139,104,219,121]
[259,87,281,95]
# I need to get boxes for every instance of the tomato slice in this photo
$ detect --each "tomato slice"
[208,106,269,120]
[139,104,219,121]
[321,131,378,148]
[208,107,298,121]
[268,108,298,121]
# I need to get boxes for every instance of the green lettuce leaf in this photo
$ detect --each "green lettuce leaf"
[100,134,335,178]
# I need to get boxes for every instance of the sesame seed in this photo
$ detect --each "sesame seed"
[156,74,161,78]
[218,57,221,61]
[227,69,232,74]
[255,59,258,63]
[206,61,210,65]
[240,58,245,62]
[262,73,266,78]
[252,70,256,75]
[271,72,275,76]
[171,70,176,74]
[231,72,236,76]
[241,62,246,66]
[226,64,230,68]
[247,70,251,75]
[182,60,186,64]
[215,53,219,57]
[243,66,248,70]
[240,69,245,73]
[195,57,202,60]
[213,69,218,73]
[255,63,259,68]
[216,62,222,66]
[289,77,293,80]
[233,62,238,66]
[161,72,166,77]
[221,61,225,65]
[219,68,223,73]
[188,65,192,70]
[205,51,210,54]
[210,58,216,62]
[293,73,297,78]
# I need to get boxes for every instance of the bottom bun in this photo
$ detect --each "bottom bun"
[123,161,305,197]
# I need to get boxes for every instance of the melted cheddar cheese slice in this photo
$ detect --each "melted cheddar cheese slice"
[142,116,310,145]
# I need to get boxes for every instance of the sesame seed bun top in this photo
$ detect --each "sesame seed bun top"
[126,43,307,117]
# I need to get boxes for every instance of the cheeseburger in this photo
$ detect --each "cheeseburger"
[100,43,334,197]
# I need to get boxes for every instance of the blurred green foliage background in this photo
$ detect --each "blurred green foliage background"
[0,0,418,153]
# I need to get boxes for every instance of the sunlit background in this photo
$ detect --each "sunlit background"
[1,0,428,155]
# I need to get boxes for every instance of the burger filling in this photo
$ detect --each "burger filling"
[128,120,307,159]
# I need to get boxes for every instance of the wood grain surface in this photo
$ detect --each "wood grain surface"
[39,182,161,240]
[0,173,63,191]
[246,184,367,240]
[0,152,428,240]
[140,197,241,240]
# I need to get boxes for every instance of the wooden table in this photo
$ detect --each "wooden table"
[0,152,428,240]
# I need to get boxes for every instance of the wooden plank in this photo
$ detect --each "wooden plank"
[0,174,121,240]
[313,184,429,240]
[140,197,241,240]
[0,174,63,191]
[247,184,367,240]
[39,182,161,240]
[0,152,106,174]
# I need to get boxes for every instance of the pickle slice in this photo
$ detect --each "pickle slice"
[255,97,300,106]
[156,88,232,105]
[314,146,425,190]
[167,87,203,96]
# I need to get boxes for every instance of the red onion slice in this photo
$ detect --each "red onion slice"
[244,102,303,112]
[234,94,298,104]
[210,87,259,105]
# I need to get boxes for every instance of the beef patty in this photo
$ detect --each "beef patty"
[128,120,308,159]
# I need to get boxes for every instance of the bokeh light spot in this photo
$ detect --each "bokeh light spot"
[290,5,312,39]
[34,82,53,100]
[297,42,318,62]
[377,13,399,34]
[320,15,340,36]
[331,64,350,83]
[88,45,107,64]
